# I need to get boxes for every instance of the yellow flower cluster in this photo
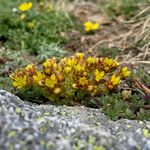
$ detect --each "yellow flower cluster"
[84,21,100,32]
[10,53,130,100]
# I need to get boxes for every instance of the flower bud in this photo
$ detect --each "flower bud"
[53,88,61,95]
[72,83,78,89]
[87,85,94,91]
[90,89,97,96]
[58,74,64,82]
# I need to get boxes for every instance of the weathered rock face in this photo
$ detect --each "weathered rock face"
[0,89,150,150]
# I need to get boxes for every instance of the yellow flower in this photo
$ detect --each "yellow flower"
[75,64,85,72]
[28,21,35,30]
[26,63,34,70]
[13,75,27,89]
[20,14,26,20]
[79,77,88,86]
[87,57,97,64]
[25,63,36,75]
[104,67,110,72]
[110,75,120,86]
[45,74,57,88]
[42,59,52,73]
[33,72,45,84]
[94,69,105,82]
[18,2,32,12]
[60,58,67,65]
[106,75,120,89]
[121,67,131,77]
[53,88,61,95]
[67,59,76,67]
[103,58,119,71]
[43,59,51,68]
[104,58,113,66]
[92,23,100,30]
[53,63,57,69]
[58,66,62,72]
[84,21,100,32]
[75,53,85,59]
[64,67,71,73]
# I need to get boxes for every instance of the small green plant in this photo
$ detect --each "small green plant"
[80,92,150,121]
[10,53,130,104]
[37,43,68,62]
[99,45,121,59]
[99,93,150,120]
[0,76,13,91]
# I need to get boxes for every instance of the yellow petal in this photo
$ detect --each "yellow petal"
[92,23,100,30]
[18,2,32,11]
[95,69,104,81]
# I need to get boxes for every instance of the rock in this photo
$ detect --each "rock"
[74,3,111,25]
[0,89,150,150]
[87,14,111,25]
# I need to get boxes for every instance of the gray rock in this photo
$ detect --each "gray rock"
[0,89,150,150]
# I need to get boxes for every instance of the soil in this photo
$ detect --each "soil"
[64,21,129,56]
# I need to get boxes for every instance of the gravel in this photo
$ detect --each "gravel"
[0,89,150,150]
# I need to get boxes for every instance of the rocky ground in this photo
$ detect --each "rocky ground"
[0,89,150,150]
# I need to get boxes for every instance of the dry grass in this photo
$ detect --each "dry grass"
[88,5,150,66]
[118,6,150,63]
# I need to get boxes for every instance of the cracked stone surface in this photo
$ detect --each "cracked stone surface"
[0,89,150,150]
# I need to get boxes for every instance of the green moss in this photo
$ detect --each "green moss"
[87,93,150,121]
